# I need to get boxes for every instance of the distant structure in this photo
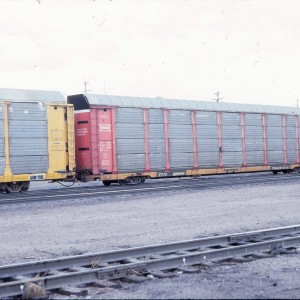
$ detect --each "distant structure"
[212,91,223,102]
[83,81,92,94]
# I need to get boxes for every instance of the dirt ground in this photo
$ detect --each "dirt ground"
[1,178,299,298]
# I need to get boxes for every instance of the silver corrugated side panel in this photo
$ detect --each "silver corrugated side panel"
[149,139,166,153]
[245,139,264,151]
[197,152,219,167]
[169,139,194,153]
[222,139,242,152]
[286,127,296,139]
[267,151,284,164]
[245,126,263,137]
[222,126,242,138]
[286,116,296,127]
[116,123,144,139]
[149,153,166,169]
[0,104,5,175]
[195,111,217,125]
[10,139,48,156]
[222,151,243,166]
[267,127,283,138]
[197,139,219,152]
[116,108,144,123]
[267,115,282,127]
[9,102,48,174]
[117,154,145,171]
[287,151,297,163]
[267,139,284,151]
[245,113,262,126]
[222,113,241,126]
[148,109,164,124]
[170,152,194,168]
[10,156,48,174]
[196,125,218,139]
[168,124,193,139]
[246,151,264,165]
[0,157,4,175]
[116,139,145,154]
[286,139,297,151]
[148,124,165,139]
[168,110,191,124]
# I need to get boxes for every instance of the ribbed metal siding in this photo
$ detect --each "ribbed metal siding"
[115,108,145,171]
[222,113,242,166]
[246,151,264,165]
[168,110,191,124]
[245,139,264,151]
[196,112,219,167]
[117,154,145,171]
[195,111,217,125]
[286,116,297,163]
[244,113,263,166]
[168,118,194,168]
[222,112,240,126]
[244,113,262,126]
[148,109,164,123]
[265,114,284,164]
[267,115,282,127]
[267,151,284,164]
[0,104,5,175]
[148,110,166,169]
[149,153,166,169]
[170,152,194,169]
[9,102,48,174]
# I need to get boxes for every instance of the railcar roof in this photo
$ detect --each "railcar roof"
[68,93,300,115]
[0,88,65,103]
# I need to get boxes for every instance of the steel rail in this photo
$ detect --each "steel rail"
[1,173,300,205]
[0,225,299,297]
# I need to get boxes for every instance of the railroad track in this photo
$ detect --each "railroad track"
[1,225,299,298]
[1,172,300,206]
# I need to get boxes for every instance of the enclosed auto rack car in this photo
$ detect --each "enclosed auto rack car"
[0,88,75,192]
[68,93,300,186]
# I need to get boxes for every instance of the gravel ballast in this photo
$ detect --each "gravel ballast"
[1,178,299,298]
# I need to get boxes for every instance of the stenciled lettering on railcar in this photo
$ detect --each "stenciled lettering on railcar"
[76,128,88,136]
[99,123,111,132]
[158,171,186,177]
[224,168,239,173]
[271,166,286,170]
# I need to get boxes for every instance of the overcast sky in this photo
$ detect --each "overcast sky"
[1,0,300,106]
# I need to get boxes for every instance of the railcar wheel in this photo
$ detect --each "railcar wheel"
[272,171,278,175]
[102,181,112,186]
[21,182,30,192]
[140,177,146,183]
[119,180,127,186]
[282,170,288,174]
[6,182,21,193]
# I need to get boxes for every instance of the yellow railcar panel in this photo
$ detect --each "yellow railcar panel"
[47,105,69,179]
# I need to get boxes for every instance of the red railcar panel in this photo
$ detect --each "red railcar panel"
[74,111,92,171]
[97,109,113,173]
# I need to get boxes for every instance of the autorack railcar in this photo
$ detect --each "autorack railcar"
[68,93,300,186]
[0,88,75,192]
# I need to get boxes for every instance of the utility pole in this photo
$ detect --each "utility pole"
[83,81,92,94]
[297,99,299,107]
[212,91,223,102]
